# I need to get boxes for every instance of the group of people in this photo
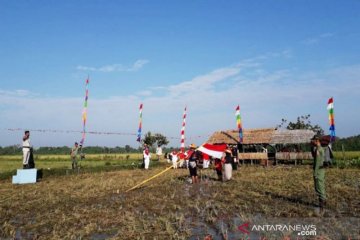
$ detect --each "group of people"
[143,143,240,184]
[22,131,85,170]
[70,142,85,170]
[21,130,332,214]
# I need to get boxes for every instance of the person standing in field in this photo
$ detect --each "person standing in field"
[143,144,151,170]
[70,142,79,170]
[202,153,210,169]
[156,145,163,161]
[79,144,85,161]
[222,147,233,181]
[231,146,239,170]
[312,136,327,213]
[187,144,199,184]
[214,158,223,181]
[170,150,178,169]
[22,130,33,169]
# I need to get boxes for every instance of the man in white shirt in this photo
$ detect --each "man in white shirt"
[170,150,178,169]
[156,145,162,161]
[22,130,32,169]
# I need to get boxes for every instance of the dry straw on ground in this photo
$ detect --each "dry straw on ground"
[1,166,359,239]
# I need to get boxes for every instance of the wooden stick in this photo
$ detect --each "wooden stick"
[126,165,174,192]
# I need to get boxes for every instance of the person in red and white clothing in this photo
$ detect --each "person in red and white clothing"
[143,144,151,170]
[170,150,178,169]
[202,153,210,169]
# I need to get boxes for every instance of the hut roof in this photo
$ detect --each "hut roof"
[206,128,315,145]
[271,129,316,144]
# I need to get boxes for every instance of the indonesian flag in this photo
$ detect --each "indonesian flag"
[197,143,227,159]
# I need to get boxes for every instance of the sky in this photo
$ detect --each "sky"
[1,0,360,147]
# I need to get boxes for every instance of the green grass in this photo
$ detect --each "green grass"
[1,150,359,181]
[0,153,165,180]
[333,151,360,160]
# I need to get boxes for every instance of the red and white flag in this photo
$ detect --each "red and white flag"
[197,143,227,159]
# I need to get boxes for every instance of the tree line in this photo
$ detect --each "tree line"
[0,145,181,155]
[277,114,360,151]
[0,131,176,155]
[1,117,359,154]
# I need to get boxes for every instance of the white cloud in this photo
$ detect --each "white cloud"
[0,89,32,97]
[76,59,149,72]
[129,59,149,72]
[136,90,152,96]
[1,56,359,147]
[302,32,335,45]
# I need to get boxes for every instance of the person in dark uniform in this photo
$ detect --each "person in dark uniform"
[231,146,238,170]
[312,136,327,213]
[187,144,199,184]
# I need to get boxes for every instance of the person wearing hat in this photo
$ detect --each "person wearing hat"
[312,136,327,213]
[222,147,233,181]
[187,144,199,184]
[185,144,196,168]
[70,142,79,170]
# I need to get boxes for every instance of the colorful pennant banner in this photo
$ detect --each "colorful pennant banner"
[327,97,335,142]
[80,77,89,145]
[136,103,143,142]
[236,105,243,143]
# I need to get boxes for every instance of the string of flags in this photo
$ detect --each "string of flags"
[5,128,207,140]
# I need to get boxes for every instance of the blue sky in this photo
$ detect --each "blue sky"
[1,0,360,147]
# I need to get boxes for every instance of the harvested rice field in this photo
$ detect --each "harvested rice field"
[1,166,359,239]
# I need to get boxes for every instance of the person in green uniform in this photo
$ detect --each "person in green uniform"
[70,142,79,170]
[313,136,326,212]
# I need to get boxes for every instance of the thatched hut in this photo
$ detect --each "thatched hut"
[206,128,315,165]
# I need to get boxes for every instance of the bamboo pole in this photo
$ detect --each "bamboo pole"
[126,165,174,192]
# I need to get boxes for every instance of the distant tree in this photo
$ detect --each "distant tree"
[0,145,21,155]
[277,114,324,135]
[332,135,360,151]
[154,133,169,147]
[124,145,131,153]
[143,131,157,147]
[142,132,169,148]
